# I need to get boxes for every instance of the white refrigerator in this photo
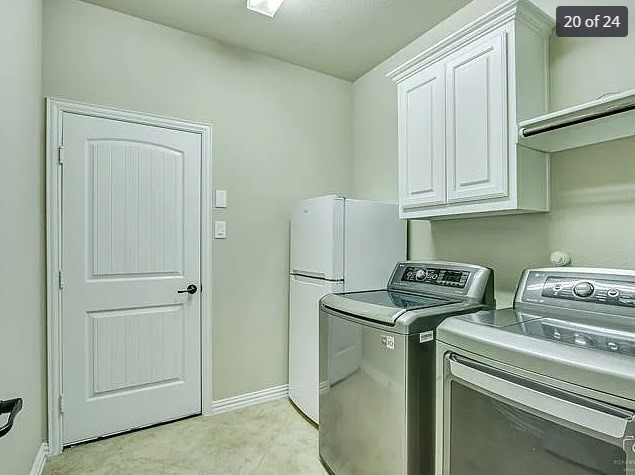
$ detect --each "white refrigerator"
[288,195,406,423]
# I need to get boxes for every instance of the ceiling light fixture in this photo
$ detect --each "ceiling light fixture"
[247,0,285,18]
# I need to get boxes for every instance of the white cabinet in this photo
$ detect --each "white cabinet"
[389,0,554,219]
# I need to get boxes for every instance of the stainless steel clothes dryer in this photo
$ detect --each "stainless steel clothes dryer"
[436,267,635,475]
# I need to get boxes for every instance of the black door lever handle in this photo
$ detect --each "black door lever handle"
[177,284,198,295]
[0,398,23,439]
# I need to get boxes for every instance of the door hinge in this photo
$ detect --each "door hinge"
[58,270,64,289]
[58,146,65,165]
[59,394,64,414]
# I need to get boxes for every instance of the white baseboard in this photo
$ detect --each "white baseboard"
[211,384,289,415]
[30,443,49,475]
[318,380,329,395]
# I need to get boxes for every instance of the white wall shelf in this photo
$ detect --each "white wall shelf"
[518,89,635,152]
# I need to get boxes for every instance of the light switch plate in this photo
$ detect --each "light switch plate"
[215,190,227,208]
[214,221,226,239]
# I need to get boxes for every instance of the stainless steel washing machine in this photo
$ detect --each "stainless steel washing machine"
[318,261,495,475]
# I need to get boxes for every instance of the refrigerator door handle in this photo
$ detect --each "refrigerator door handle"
[292,272,344,283]
[291,270,327,280]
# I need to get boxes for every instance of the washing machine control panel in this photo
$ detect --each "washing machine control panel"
[541,276,635,309]
[400,266,470,288]
[389,262,493,299]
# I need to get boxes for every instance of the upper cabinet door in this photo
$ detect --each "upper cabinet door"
[398,62,446,209]
[445,31,508,203]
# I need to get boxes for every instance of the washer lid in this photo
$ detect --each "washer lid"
[345,290,458,309]
[321,290,460,325]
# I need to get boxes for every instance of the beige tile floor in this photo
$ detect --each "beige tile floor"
[43,399,328,475]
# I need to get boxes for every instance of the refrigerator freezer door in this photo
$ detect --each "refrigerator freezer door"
[289,274,343,423]
[290,195,344,280]
[344,200,405,292]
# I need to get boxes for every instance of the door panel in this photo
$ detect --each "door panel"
[62,113,202,444]
[289,275,343,423]
[90,141,183,277]
[90,306,184,396]
[446,31,508,203]
[398,63,446,208]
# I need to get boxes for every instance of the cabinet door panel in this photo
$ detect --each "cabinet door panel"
[398,63,446,208]
[446,32,508,203]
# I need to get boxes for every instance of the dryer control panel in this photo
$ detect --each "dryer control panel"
[518,268,635,318]
[541,276,635,308]
[523,318,635,356]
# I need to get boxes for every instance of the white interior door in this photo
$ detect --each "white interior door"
[288,274,343,423]
[445,31,508,203]
[61,113,202,444]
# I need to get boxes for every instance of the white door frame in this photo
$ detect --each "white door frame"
[46,98,213,455]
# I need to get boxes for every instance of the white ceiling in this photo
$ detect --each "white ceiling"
[79,0,472,81]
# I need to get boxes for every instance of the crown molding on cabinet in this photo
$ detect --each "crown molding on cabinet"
[387,0,554,84]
